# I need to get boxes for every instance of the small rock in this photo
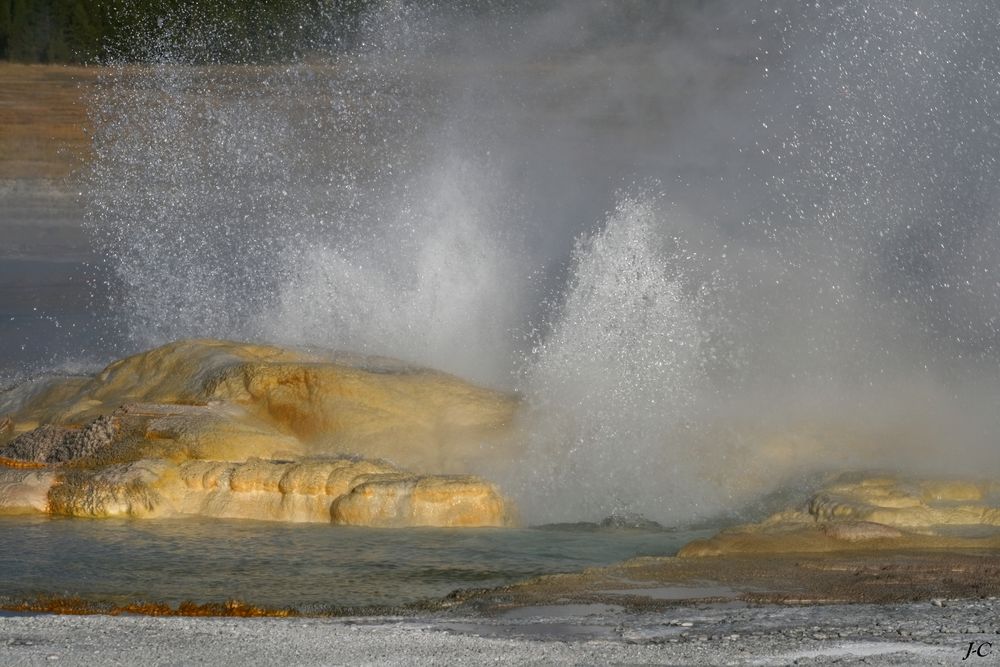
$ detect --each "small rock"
[599,512,664,530]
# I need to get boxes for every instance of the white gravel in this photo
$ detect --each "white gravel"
[1,598,994,665]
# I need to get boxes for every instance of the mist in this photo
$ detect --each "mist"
[84,0,1000,523]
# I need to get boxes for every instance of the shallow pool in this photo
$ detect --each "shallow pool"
[0,516,713,611]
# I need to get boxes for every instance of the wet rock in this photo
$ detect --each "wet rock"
[30,455,513,527]
[599,512,664,530]
[0,340,519,527]
[330,475,513,528]
[1,424,74,463]
[47,414,120,463]
[822,521,904,541]
[0,468,56,513]
[0,415,119,465]
[166,457,403,523]
[678,473,1000,556]
[4,339,519,475]
[48,460,165,518]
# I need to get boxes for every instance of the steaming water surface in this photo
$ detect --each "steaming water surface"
[0,517,711,610]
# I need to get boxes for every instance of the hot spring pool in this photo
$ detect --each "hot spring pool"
[0,516,714,611]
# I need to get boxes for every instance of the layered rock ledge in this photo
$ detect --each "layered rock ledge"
[678,474,1000,556]
[0,339,518,527]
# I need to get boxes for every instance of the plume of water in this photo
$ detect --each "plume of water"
[78,0,1000,523]
[84,2,536,386]
[511,194,711,524]
[263,157,532,385]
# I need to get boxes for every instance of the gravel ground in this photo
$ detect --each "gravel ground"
[2,598,996,666]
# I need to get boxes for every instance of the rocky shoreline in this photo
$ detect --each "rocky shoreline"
[1,597,991,665]
[2,536,998,664]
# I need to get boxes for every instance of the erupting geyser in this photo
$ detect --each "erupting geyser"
[512,194,710,523]
[5,0,1000,528]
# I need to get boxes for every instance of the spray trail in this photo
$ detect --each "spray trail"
[512,194,711,524]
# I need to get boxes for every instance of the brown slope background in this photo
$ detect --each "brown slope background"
[0,63,96,180]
